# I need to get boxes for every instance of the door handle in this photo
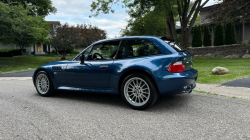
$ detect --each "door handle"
[100,65,109,69]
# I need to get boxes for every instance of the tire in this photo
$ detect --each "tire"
[35,71,55,97]
[121,73,159,110]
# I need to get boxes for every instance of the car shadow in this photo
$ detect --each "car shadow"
[46,90,191,111]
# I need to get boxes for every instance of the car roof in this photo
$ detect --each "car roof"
[93,36,161,44]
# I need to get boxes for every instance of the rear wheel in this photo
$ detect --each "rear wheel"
[35,71,54,97]
[121,73,159,110]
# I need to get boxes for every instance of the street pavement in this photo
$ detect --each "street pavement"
[0,79,250,139]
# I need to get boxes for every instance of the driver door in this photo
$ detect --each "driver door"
[65,41,120,88]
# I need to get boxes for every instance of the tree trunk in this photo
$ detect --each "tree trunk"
[167,11,178,43]
[180,22,190,49]
[19,46,24,55]
[61,49,66,60]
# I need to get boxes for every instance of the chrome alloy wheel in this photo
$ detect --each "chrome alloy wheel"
[36,74,50,94]
[124,77,150,107]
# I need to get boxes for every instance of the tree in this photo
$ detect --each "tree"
[0,2,50,53]
[209,0,250,23]
[214,23,224,46]
[203,24,211,46]
[231,22,237,44]
[90,0,209,48]
[120,10,167,37]
[2,0,56,16]
[225,21,237,45]
[49,23,107,59]
[192,25,202,47]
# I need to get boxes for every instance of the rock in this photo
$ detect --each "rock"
[224,54,240,59]
[213,53,221,58]
[194,55,199,57]
[242,54,250,58]
[205,53,213,57]
[212,67,229,75]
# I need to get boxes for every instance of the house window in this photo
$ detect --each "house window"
[37,43,41,53]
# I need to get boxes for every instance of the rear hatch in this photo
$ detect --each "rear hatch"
[160,37,193,71]
[182,53,193,71]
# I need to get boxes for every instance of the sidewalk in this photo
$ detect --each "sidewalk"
[196,83,250,100]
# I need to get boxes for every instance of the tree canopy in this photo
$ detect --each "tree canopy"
[120,10,167,37]
[90,0,209,48]
[0,2,49,50]
[209,0,250,23]
[2,0,56,16]
[49,23,107,58]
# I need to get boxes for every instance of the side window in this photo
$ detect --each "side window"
[117,39,161,59]
[87,41,120,61]
[74,47,92,61]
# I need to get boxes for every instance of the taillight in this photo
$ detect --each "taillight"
[168,61,185,73]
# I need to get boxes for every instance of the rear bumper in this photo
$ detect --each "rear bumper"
[152,69,198,96]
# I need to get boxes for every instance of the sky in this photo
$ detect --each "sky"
[45,0,217,38]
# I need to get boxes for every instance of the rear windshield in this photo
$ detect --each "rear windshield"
[163,40,182,52]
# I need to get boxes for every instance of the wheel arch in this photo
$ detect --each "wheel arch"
[33,68,54,87]
[118,69,160,95]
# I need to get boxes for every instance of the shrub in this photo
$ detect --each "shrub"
[203,24,212,47]
[192,25,203,47]
[225,22,237,45]
[231,22,237,44]
[71,49,80,54]
[214,23,224,46]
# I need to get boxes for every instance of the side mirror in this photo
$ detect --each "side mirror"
[80,54,85,64]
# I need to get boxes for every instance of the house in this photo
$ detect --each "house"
[0,21,60,55]
[200,3,250,44]
[176,0,250,46]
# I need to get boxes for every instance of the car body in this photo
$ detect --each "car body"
[33,36,198,110]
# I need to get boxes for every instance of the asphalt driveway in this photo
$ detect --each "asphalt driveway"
[221,78,250,88]
[0,70,34,77]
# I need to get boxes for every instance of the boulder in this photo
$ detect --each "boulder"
[224,54,240,59]
[205,53,213,57]
[212,67,229,75]
[213,53,221,58]
[242,54,250,58]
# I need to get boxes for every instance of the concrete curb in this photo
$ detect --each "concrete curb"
[196,83,250,100]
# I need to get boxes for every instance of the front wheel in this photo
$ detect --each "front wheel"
[121,73,159,110]
[35,71,54,97]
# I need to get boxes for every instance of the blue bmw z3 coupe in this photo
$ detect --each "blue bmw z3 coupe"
[33,36,198,110]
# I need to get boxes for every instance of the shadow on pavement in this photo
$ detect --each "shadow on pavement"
[43,90,191,111]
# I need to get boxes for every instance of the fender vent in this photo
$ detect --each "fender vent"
[52,66,63,71]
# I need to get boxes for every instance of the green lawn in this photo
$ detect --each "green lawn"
[1,56,250,84]
[193,57,250,84]
[0,55,73,74]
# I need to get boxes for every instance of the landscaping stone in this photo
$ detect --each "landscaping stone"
[242,54,250,58]
[213,53,221,58]
[212,67,229,75]
[205,53,213,57]
[224,54,240,59]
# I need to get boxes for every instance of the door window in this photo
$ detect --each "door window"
[117,40,161,59]
[74,46,92,61]
[87,41,120,61]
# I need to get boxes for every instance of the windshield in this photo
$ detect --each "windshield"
[164,41,182,52]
